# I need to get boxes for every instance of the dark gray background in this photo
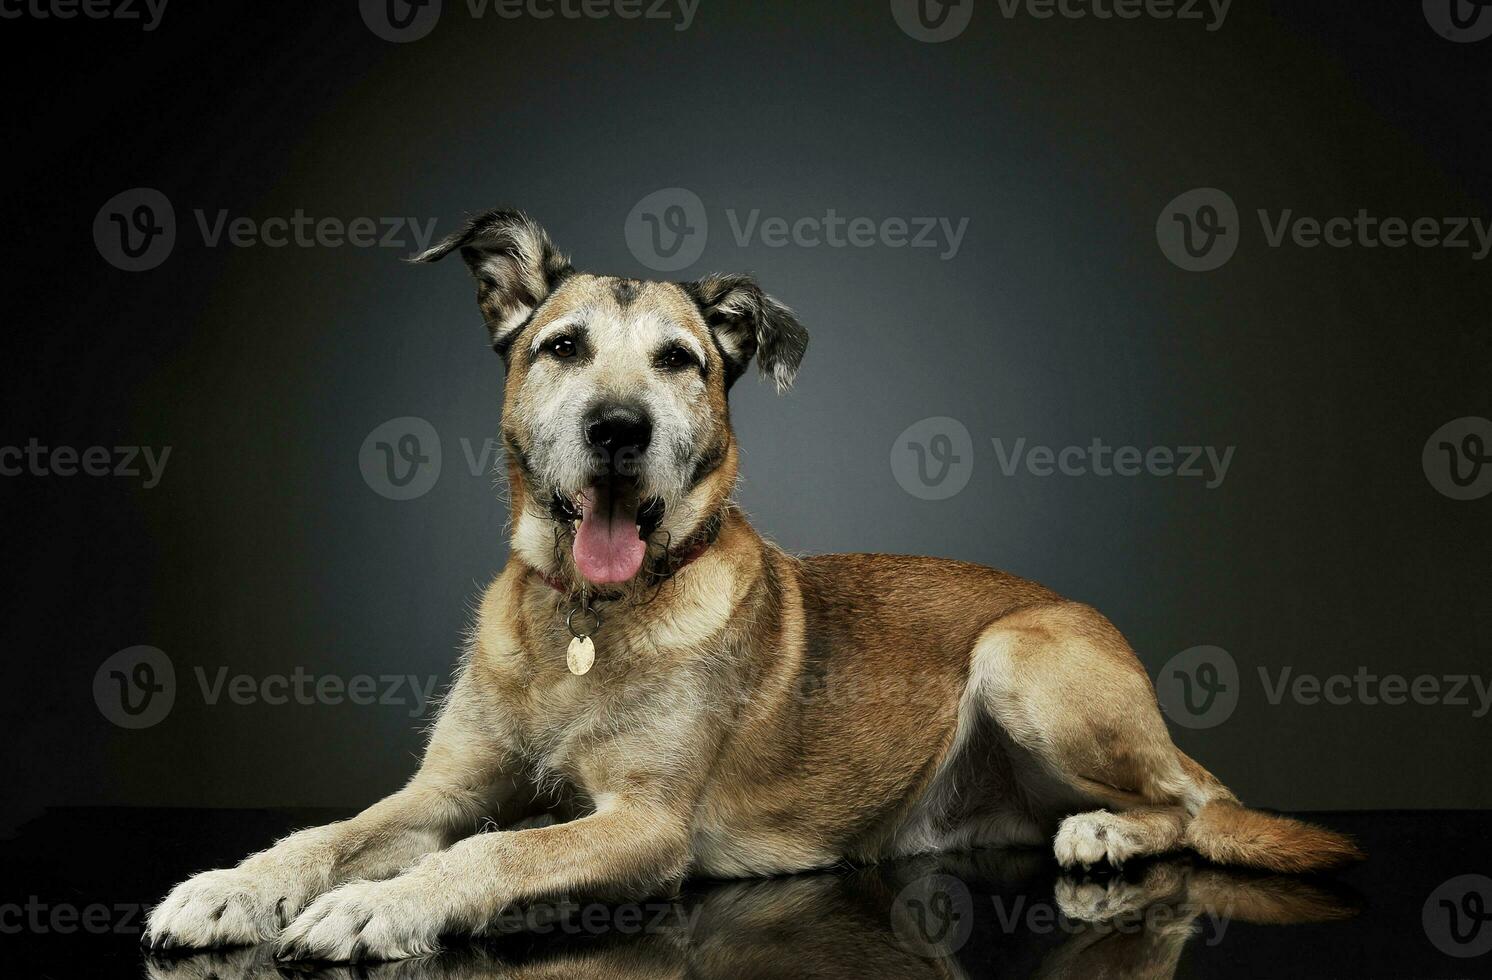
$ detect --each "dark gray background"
[3,0,1489,833]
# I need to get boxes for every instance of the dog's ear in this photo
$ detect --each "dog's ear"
[683,273,809,392]
[411,209,573,360]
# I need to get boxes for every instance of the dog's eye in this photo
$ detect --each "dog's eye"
[546,336,577,359]
[658,345,695,371]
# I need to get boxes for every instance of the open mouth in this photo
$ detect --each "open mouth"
[564,477,664,585]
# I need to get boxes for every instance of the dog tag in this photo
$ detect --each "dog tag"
[567,635,595,676]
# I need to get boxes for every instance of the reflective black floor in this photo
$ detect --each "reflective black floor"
[4,808,1489,977]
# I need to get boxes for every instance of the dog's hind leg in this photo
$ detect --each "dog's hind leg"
[970,602,1361,873]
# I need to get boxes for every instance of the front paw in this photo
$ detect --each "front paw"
[146,866,315,951]
[145,866,314,951]
[275,878,443,963]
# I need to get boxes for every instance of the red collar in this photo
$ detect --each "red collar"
[535,535,714,596]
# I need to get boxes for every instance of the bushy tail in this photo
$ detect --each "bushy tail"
[1185,801,1364,873]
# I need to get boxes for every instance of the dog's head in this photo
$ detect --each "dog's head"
[415,208,808,587]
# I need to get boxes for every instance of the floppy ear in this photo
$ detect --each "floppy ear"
[411,209,573,360]
[683,273,809,392]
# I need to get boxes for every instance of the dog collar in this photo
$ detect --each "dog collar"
[535,512,724,675]
[539,529,716,677]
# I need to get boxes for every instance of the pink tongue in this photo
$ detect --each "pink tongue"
[572,487,647,585]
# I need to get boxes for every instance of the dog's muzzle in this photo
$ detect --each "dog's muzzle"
[562,403,659,586]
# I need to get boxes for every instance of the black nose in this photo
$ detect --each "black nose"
[584,405,652,471]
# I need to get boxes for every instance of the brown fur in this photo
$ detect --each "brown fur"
[1186,801,1366,873]
[144,213,1361,963]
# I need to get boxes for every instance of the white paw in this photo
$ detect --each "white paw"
[145,866,315,951]
[1053,811,1139,868]
[275,877,443,963]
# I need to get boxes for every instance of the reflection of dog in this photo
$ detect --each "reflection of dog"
[145,210,1362,962]
[144,853,1359,979]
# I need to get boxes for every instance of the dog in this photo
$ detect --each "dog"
[144,208,1361,962]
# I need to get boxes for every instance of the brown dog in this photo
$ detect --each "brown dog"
[144,209,1360,962]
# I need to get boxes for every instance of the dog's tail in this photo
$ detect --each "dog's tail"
[1172,751,1363,873]
[1184,799,1364,873]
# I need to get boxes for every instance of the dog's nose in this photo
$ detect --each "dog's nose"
[584,405,652,461]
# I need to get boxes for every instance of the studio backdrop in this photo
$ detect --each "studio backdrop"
[5,0,1489,833]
